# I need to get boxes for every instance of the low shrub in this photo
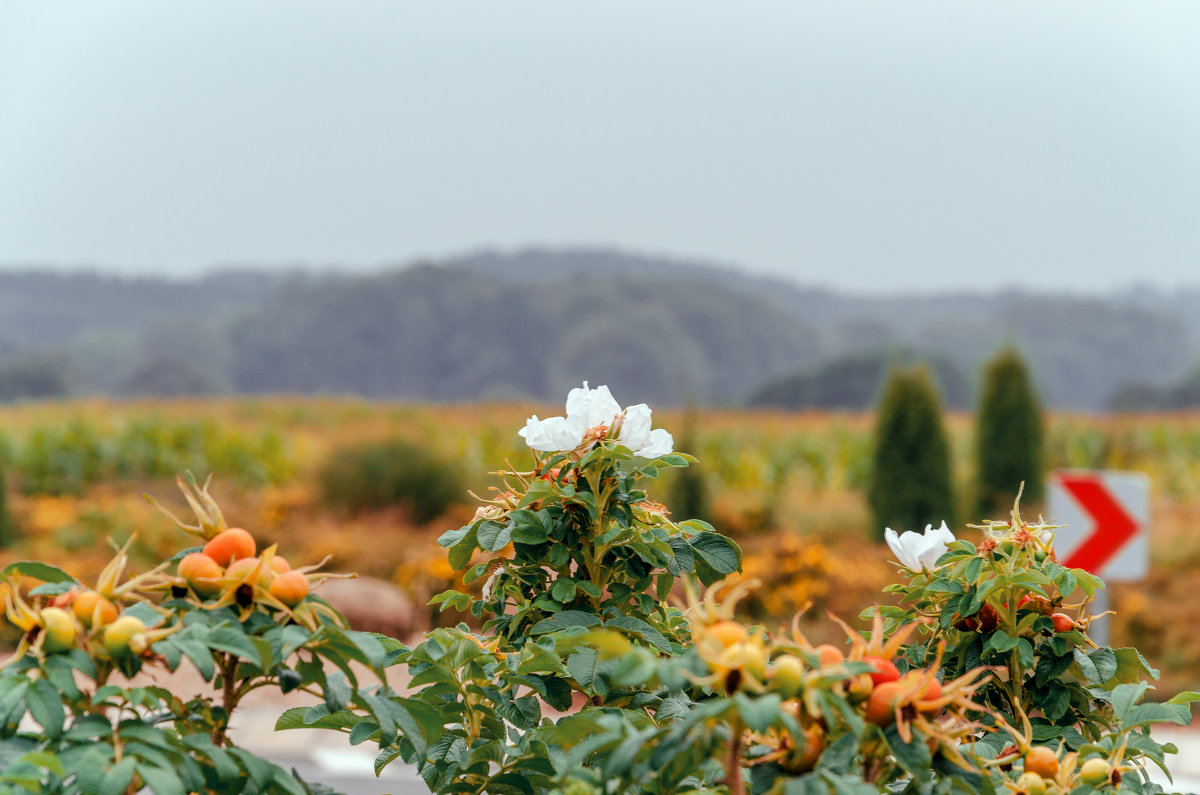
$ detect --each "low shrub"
[318,437,464,523]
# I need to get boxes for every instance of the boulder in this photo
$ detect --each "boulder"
[317,576,417,640]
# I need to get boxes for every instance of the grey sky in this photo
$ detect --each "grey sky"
[2,1,1198,292]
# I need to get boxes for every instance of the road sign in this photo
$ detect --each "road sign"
[1047,469,1149,582]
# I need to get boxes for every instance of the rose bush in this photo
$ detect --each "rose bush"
[0,386,1194,795]
[0,474,398,794]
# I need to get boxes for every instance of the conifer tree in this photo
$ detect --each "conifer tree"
[0,455,10,548]
[669,409,713,524]
[868,364,956,539]
[975,345,1044,517]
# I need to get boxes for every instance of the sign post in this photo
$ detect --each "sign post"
[1047,470,1149,647]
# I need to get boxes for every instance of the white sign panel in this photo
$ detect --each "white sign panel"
[1047,469,1148,582]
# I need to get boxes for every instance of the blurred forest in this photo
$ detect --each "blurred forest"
[1,248,1197,410]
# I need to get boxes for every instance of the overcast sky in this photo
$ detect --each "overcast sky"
[2,2,1198,293]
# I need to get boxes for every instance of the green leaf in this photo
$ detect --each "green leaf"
[373,747,402,776]
[436,525,470,548]
[1073,648,1100,683]
[207,625,264,666]
[122,601,166,629]
[604,615,671,653]
[986,630,1019,654]
[529,611,601,635]
[964,557,984,584]
[688,532,741,576]
[1106,647,1159,686]
[389,697,445,757]
[1,562,77,584]
[274,706,360,732]
[883,724,932,782]
[27,679,65,738]
[1124,702,1189,729]
[1088,647,1118,683]
[551,578,578,603]
[343,630,387,670]
[348,721,378,745]
[486,773,535,795]
[734,693,782,732]
[510,510,552,544]
[180,640,216,681]
[1016,637,1035,669]
[447,525,478,570]
[1111,682,1151,721]
[566,648,609,697]
[97,757,137,795]
[477,520,512,552]
[28,581,75,596]
[135,763,185,795]
[324,671,352,713]
[1167,689,1200,724]
[1042,686,1071,722]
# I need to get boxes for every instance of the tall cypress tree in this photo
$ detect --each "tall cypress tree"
[868,364,956,538]
[975,345,1044,518]
[668,408,713,524]
[0,453,11,548]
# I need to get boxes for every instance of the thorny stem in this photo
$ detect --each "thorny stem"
[212,653,239,747]
[725,716,746,795]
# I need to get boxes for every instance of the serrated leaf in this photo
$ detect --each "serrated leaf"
[27,678,65,738]
[180,640,216,681]
[735,692,782,732]
[207,625,264,666]
[477,520,512,552]
[1124,702,1189,729]
[1111,682,1151,721]
[447,527,478,570]
[604,615,671,652]
[688,532,741,576]
[348,720,378,745]
[274,706,360,732]
[1,561,77,584]
[122,601,166,629]
[28,581,75,596]
[97,757,137,795]
[883,724,932,782]
[135,763,185,795]
[529,611,601,635]
[987,630,1019,654]
[324,671,352,712]
[551,578,578,603]
[373,747,402,776]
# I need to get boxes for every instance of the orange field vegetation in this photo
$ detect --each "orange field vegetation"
[2,399,1200,691]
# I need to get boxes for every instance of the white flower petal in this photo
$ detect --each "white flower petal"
[634,428,674,459]
[884,527,921,570]
[565,382,623,431]
[518,414,585,452]
[618,403,654,450]
[916,521,955,569]
[481,566,505,601]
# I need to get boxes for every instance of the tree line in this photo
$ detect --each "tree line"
[0,249,1197,410]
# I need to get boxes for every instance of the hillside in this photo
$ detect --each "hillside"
[0,250,1196,409]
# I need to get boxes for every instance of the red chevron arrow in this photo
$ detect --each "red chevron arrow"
[1058,473,1139,573]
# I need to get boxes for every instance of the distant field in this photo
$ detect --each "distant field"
[2,399,1200,691]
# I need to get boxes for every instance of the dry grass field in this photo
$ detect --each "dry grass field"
[3,399,1200,693]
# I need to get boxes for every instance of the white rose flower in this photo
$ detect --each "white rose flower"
[632,428,674,459]
[565,382,623,428]
[884,521,955,571]
[516,382,675,457]
[618,403,654,450]
[517,414,585,452]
